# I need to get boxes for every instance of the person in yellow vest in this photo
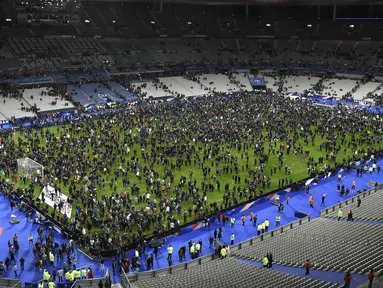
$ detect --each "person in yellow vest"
[135,249,139,258]
[220,247,227,259]
[338,209,343,221]
[70,270,76,282]
[167,245,173,261]
[38,282,44,288]
[265,219,269,232]
[276,215,281,227]
[82,268,87,279]
[43,269,50,281]
[230,233,235,245]
[65,271,71,282]
[230,217,235,228]
[48,281,55,288]
[49,252,55,268]
[261,221,265,233]
[257,223,262,236]
[195,242,201,256]
[263,256,269,268]
[373,163,377,171]
[76,270,81,279]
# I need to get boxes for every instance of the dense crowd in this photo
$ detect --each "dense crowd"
[0,88,381,258]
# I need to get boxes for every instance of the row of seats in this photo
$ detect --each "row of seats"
[324,189,383,222]
[79,3,383,40]
[230,188,383,275]
[133,258,341,288]
[7,38,113,70]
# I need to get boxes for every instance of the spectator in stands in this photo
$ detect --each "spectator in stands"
[263,255,269,268]
[347,210,354,222]
[338,209,343,221]
[357,196,361,207]
[267,253,273,268]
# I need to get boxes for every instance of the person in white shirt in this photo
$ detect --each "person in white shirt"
[28,234,33,245]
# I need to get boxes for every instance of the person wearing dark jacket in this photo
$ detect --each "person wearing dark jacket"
[267,253,273,268]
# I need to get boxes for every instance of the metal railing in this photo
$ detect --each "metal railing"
[120,268,132,288]
[0,279,21,288]
[70,267,108,288]
[127,215,311,282]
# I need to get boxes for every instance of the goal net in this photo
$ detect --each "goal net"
[17,157,44,178]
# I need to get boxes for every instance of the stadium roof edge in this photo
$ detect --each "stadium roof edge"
[81,0,383,5]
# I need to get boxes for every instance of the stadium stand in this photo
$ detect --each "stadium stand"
[197,73,241,93]
[0,2,383,288]
[323,189,383,222]
[230,191,383,275]
[66,84,96,110]
[351,81,382,101]
[107,82,139,102]
[7,37,113,69]
[21,87,74,112]
[319,78,358,98]
[131,257,341,288]
[0,97,35,119]
[132,80,173,99]
[283,76,322,94]
[79,83,122,106]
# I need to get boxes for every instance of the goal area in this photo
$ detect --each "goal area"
[17,157,44,178]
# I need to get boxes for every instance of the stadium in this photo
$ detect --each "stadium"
[0,0,382,287]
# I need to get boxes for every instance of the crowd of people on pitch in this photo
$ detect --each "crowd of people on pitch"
[0,88,382,257]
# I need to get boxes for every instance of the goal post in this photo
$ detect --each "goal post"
[17,157,44,178]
